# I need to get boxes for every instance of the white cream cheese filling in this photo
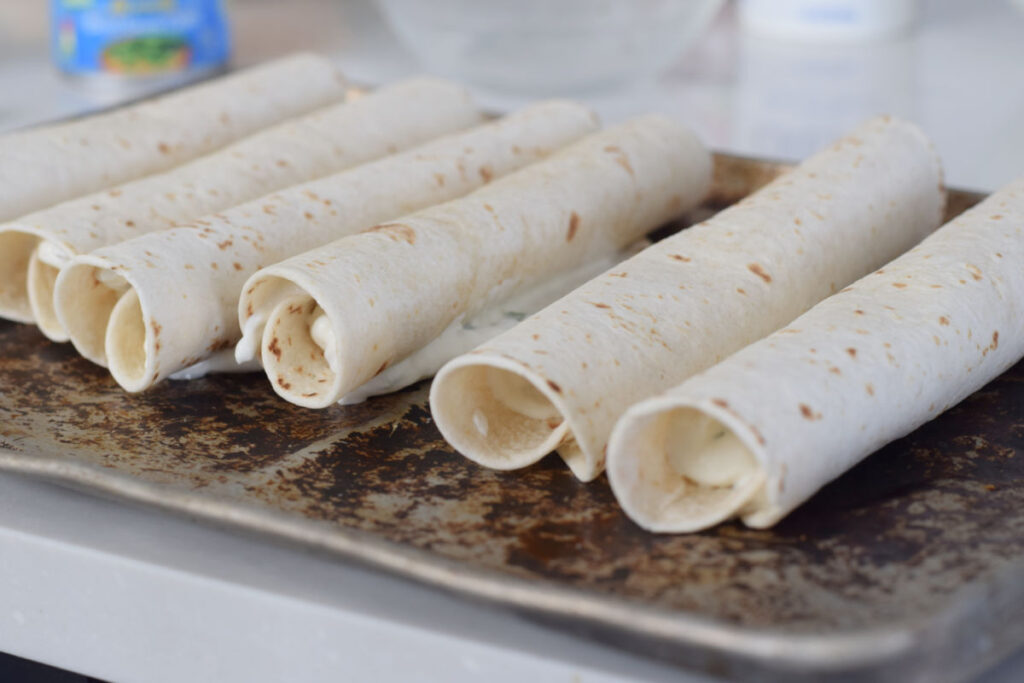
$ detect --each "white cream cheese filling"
[665,412,757,487]
[169,348,262,380]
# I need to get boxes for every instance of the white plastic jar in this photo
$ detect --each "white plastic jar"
[737,0,918,42]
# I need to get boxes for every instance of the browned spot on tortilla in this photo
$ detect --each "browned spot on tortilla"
[531,334,540,341]
[736,288,746,295]
[939,316,950,326]
[478,165,493,183]
[669,254,691,262]
[846,347,857,358]
[793,217,802,226]
[207,338,231,353]
[604,145,634,176]
[263,205,276,215]
[712,398,728,409]
[154,341,161,352]
[371,223,416,245]
[276,159,289,168]
[276,377,291,390]
[91,204,102,211]
[211,262,219,270]
[747,263,772,283]
[434,173,445,187]
[546,380,562,394]
[304,212,314,220]
[107,188,122,197]
[157,142,170,154]
[991,214,1004,220]
[592,302,610,309]
[866,383,875,396]
[854,309,865,315]
[567,212,580,242]
[216,239,232,250]
[992,331,1000,350]
[967,265,983,281]
[374,361,389,377]
[232,262,243,271]
[892,282,908,288]
[876,269,885,275]
[267,337,282,360]
[799,404,820,420]
[829,366,841,375]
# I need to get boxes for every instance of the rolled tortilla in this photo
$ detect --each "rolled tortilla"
[0,53,346,323]
[55,100,601,391]
[607,179,1024,532]
[430,116,945,481]
[15,77,480,341]
[249,115,710,408]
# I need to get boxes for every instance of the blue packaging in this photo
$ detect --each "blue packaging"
[52,0,231,77]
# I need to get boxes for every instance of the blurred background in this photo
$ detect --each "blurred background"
[1,0,1023,190]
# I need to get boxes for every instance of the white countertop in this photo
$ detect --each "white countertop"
[1,1,1023,681]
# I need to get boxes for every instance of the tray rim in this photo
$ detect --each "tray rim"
[0,449,929,670]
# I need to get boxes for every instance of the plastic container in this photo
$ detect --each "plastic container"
[52,0,231,89]
[737,0,918,42]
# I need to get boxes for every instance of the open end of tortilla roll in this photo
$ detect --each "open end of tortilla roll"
[0,230,41,323]
[55,262,131,367]
[607,403,767,533]
[106,288,151,392]
[261,295,341,409]
[430,359,575,472]
[27,251,68,342]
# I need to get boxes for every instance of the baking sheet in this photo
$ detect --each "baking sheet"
[1,154,1018,682]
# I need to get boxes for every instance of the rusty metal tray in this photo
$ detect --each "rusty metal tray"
[1,154,1019,682]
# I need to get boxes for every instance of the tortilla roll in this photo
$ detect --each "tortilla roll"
[607,179,1024,532]
[14,78,480,341]
[249,115,710,408]
[55,101,601,391]
[430,116,945,482]
[0,53,346,323]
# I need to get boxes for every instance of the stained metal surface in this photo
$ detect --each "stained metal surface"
[0,156,1018,682]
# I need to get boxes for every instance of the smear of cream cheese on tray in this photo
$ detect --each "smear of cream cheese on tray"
[338,241,647,404]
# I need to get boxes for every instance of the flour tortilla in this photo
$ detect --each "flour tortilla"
[607,179,1024,532]
[55,100,601,391]
[430,116,945,482]
[17,78,480,342]
[0,53,346,323]
[251,115,710,408]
